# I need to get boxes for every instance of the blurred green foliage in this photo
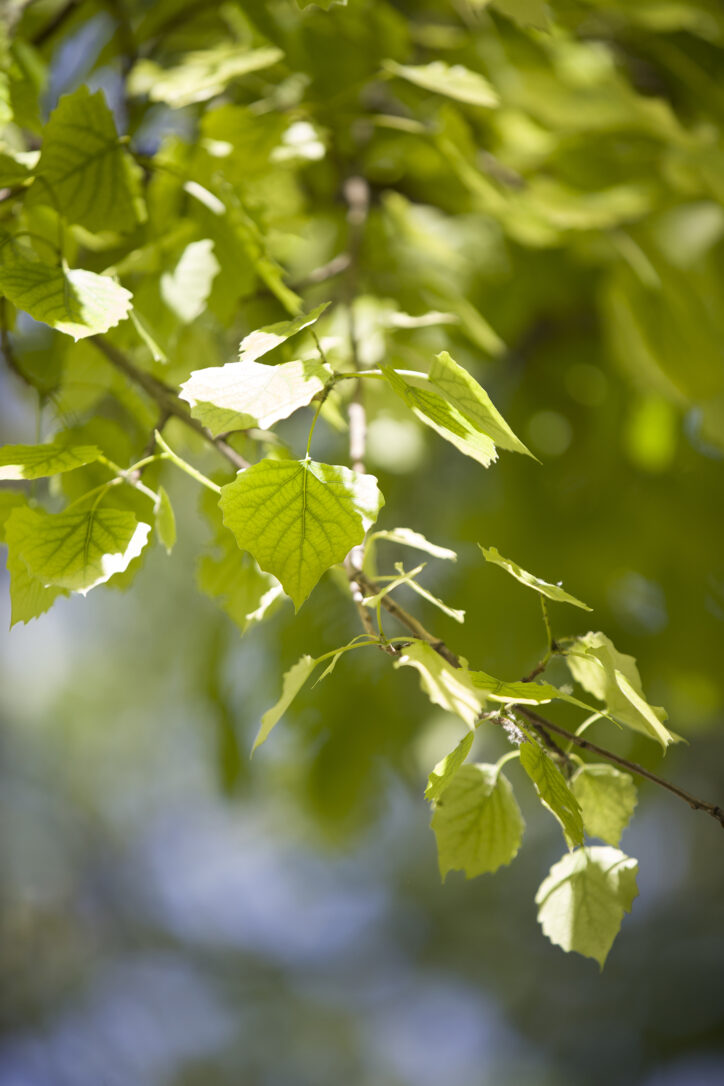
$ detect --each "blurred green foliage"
[1,0,723,1081]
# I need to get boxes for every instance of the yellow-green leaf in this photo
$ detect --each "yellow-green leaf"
[29,86,144,232]
[219,458,383,610]
[431,764,525,878]
[520,740,585,847]
[479,545,592,610]
[5,505,151,595]
[0,442,101,481]
[536,847,639,967]
[0,258,132,339]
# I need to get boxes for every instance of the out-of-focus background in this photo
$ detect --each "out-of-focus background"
[2,1,724,1083]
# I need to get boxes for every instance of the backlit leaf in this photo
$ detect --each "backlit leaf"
[367,527,457,561]
[536,847,639,967]
[520,740,585,847]
[198,544,284,635]
[29,86,144,232]
[429,352,533,457]
[129,45,284,108]
[395,641,485,728]
[383,366,498,467]
[180,358,330,436]
[425,731,474,802]
[254,654,318,752]
[160,239,220,324]
[0,442,101,480]
[479,545,592,610]
[565,632,674,748]
[571,765,638,846]
[385,60,499,109]
[238,303,330,361]
[5,505,151,595]
[431,764,525,878]
[0,258,132,339]
[219,458,383,609]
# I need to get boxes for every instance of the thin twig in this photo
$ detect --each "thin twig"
[90,337,249,471]
[348,569,724,828]
[517,707,724,828]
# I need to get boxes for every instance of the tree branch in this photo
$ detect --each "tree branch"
[516,707,724,829]
[348,568,724,829]
[90,337,249,471]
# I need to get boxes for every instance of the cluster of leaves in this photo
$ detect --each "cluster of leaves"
[1,0,721,965]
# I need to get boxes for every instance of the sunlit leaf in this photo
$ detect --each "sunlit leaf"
[385,60,499,109]
[536,847,639,967]
[520,740,585,847]
[254,653,318,752]
[129,45,284,108]
[479,545,592,610]
[565,632,674,748]
[220,458,383,609]
[0,257,132,339]
[429,352,533,457]
[367,527,457,561]
[180,359,330,436]
[0,442,101,480]
[5,505,151,595]
[29,86,144,232]
[395,641,485,728]
[160,239,220,324]
[431,764,525,878]
[571,765,638,847]
[238,303,330,361]
[425,731,474,802]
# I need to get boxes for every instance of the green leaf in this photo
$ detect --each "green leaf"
[394,641,485,729]
[571,765,638,847]
[0,442,101,481]
[180,358,330,436]
[238,303,330,361]
[385,61,499,109]
[520,740,585,847]
[4,504,67,625]
[425,731,474,802]
[5,543,67,626]
[29,86,144,232]
[254,653,318,752]
[431,764,525,879]
[219,458,384,609]
[0,258,133,340]
[129,45,284,108]
[535,847,639,967]
[366,527,457,561]
[565,632,674,748]
[155,487,176,554]
[5,505,151,595]
[198,545,284,635]
[160,239,220,324]
[0,491,25,540]
[479,545,592,610]
[429,353,533,458]
[382,366,498,467]
[469,669,619,720]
